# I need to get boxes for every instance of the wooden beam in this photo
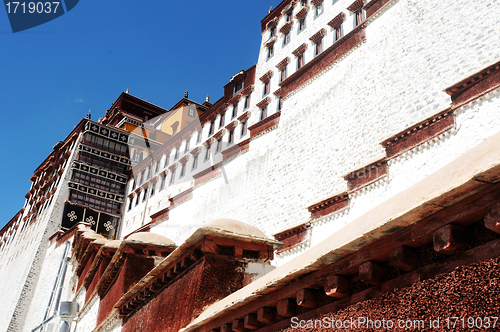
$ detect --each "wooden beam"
[234,246,243,258]
[324,275,351,298]
[257,307,276,324]
[244,313,259,330]
[181,257,194,269]
[389,246,418,271]
[359,261,385,285]
[232,319,246,332]
[277,298,296,317]
[201,238,220,255]
[433,224,469,255]
[174,263,185,274]
[485,202,500,234]
[190,249,203,261]
[166,269,176,279]
[220,323,232,332]
[296,288,316,308]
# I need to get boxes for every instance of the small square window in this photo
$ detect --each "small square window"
[283,31,291,46]
[241,121,247,137]
[188,106,196,117]
[267,45,274,60]
[219,113,225,128]
[233,80,244,94]
[334,25,343,42]
[244,95,250,109]
[298,18,306,32]
[280,66,287,83]
[216,139,222,152]
[314,40,323,57]
[205,146,211,160]
[263,81,270,97]
[354,9,364,27]
[192,155,198,170]
[209,121,215,135]
[314,3,324,18]
[297,53,305,69]
[260,107,268,121]
[180,164,186,178]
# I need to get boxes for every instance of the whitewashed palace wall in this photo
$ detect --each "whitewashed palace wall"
[120,0,500,267]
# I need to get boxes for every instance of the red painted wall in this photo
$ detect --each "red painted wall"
[122,255,244,332]
[97,255,155,325]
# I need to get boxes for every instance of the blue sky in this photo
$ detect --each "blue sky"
[0,0,280,229]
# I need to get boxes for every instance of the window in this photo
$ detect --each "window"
[263,81,270,97]
[164,155,169,168]
[192,155,198,170]
[159,176,165,191]
[169,170,175,184]
[314,3,324,18]
[174,148,179,160]
[270,26,276,38]
[150,183,156,197]
[233,80,244,94]
[354,9,364,27]
[132,179,136,190]
[244,95,250,109]
[280,66,287,83]
[185,140,190,152]
[231,105,237,119]
[260,106,268,121]
[314,40,323,57]
[285,11,292,22]
[180,163,186,178]
[142,188,148,202]
[334,25,343,42]
[297,53,305,69]
[267,44,274,60]
[135,194,140,206]
[196,130,202,143]
[298,18,306,32]
[216,139,222,152]
[228,129,234,144]
[209,121,215,135]
[205,145,211,160]
[283,31,291,46]
[219,113,225,128]
[155,161,160,173]
[301,0,307,5]
[188,106,196,117]
[277,96,282,111]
